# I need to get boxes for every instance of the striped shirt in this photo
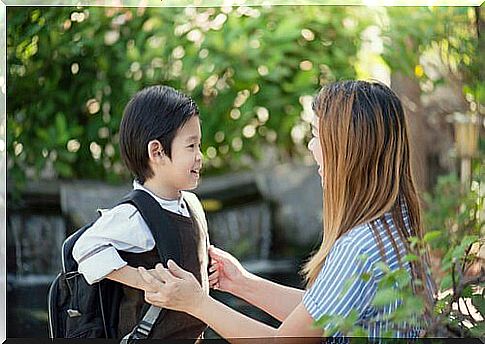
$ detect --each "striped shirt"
[303,211,429,339]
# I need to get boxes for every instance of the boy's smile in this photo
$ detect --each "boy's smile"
[190,168,200,179]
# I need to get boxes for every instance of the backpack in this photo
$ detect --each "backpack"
[47,189,183,339]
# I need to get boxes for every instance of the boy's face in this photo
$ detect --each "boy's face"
[160,115,203,193]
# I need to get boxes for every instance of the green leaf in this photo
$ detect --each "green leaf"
[372,288,400,308]
[349,326,369,338]
[358,253,369,264]
[374,261,391,275]
[360,272,372,283]
[471,294,485,315]
[440,274,453,290]
[393,269,411,289]
[402,254,419,263]
[339,309,360,334]
[381,330,394,338]
[460,235,479,248]
[391,297,425,322]
[408,236,421,250]
[423,230,442,244]
[468,321,485,338]
[313,314,332,329]
[451,235,479,261]
[462,285,473,298]
[339,275,358,299]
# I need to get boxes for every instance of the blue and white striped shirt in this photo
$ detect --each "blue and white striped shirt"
[303,211,427,339]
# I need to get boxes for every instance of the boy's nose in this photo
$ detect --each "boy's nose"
[307,137,314,151]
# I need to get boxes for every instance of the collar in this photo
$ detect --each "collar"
[132,180,186,213]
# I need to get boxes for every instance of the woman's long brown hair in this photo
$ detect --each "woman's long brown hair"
[302,80,435,319]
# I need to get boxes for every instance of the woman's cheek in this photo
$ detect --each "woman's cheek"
[314,140,323,166]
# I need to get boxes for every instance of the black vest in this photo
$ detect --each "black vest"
[117,209,208,340]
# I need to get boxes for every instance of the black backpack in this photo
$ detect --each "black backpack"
[47,189,181,339]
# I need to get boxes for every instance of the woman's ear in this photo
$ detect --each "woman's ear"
[147,140,165,163]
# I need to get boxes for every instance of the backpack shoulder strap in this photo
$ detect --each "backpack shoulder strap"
[181,191,207,231]
[182,191,210,247]
[118,189,181,265]
[117,189,180,341]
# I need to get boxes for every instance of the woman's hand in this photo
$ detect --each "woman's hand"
[138,260,206,314]
[208,245,252,295]
[140,268,164,291]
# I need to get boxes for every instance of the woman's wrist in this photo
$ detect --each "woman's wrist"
[192,292,212,320]
[232,271,259,300]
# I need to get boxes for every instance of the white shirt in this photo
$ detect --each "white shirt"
[72,181,190,284]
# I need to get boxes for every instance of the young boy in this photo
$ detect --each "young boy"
[72,85,210,340]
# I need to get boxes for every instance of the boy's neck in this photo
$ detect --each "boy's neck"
[142,180,181,201]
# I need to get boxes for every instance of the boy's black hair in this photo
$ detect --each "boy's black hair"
[119,85,199,184]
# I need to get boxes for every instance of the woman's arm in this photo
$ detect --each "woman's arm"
[209,246,304,321]
[194,293,320,342]
[231,272,304,322]
[139,262,322,342]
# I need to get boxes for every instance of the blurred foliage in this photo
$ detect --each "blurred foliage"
[422,160,484,338]
[7,6,372,186]
[7,6,482,186]
[381,6,484,106]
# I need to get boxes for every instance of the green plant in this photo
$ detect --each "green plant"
[381,6,483,106]
[423,162,484,338]
[7,6,371,187]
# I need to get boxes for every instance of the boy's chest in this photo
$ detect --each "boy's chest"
[118,217,208,287]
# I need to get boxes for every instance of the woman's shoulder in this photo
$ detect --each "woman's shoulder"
[337,222,375,252]
[335,218,398,262]
[337,214,410,267]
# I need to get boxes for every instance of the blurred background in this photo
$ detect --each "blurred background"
[5,4,484,338]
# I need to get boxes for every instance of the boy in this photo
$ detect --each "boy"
[72,85,210,340]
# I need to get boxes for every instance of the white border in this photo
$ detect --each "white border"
[1,0,484,6]
[1,1,483,342]
[1,0,6,341]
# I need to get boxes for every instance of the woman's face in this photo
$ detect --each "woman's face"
[308,115,324,179]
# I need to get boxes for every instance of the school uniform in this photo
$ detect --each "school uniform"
[72,181,210,340]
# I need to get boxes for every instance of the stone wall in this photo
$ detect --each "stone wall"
[7,162,323,276]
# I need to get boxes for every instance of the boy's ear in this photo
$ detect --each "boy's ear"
[147,140,166,163]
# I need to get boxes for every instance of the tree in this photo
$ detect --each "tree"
[7,6,370,186]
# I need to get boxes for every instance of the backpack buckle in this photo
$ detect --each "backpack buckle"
[121,321,151,343]
[67,309,82,317]
[132,321,151,339]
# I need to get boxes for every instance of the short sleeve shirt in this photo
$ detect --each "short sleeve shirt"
[303,213,424,338]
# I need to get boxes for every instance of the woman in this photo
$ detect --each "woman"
[139,80,435,341]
